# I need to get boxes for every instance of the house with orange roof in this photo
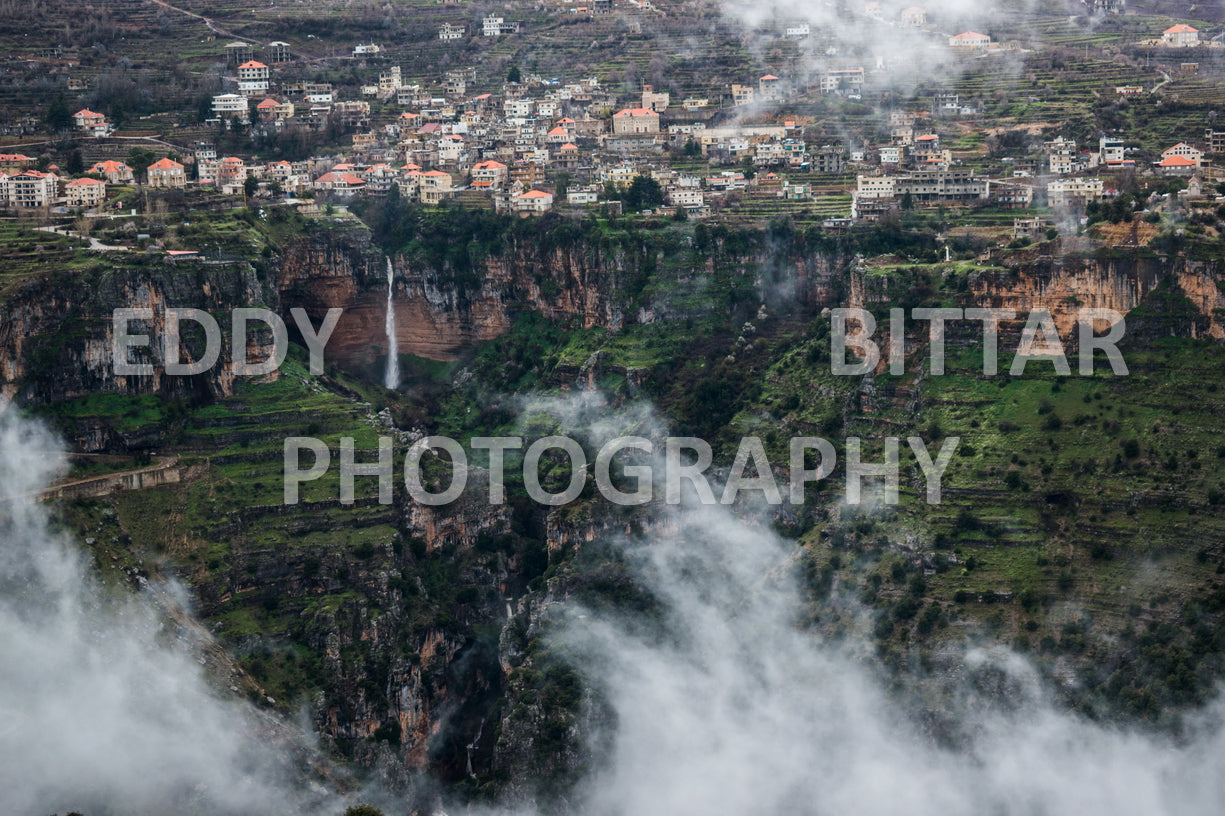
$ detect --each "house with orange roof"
[88,160,134,184]
[1157,154,1198,176]
[314,171,367,196]
[1,170,59,208]
[546,126,572,145]
[65,177,107,208]
[1162,142,1204,165]
[511,189,554,215]
[612,107,660,135]
[759,74,784,102]
[147,158,186,188]
[262,161,294,182]
[417,169,455,204]
[949,31,991,48]
[73,108,111,136]
[0,154,34,169]
[237,60,271,96]
[471,160,509,187]
[215,157,247,188]
[552,143,582,170]
[1162,24,1199,48]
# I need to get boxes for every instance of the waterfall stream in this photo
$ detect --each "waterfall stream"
[384,257,400,390]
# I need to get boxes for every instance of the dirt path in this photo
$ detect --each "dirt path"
[3,455,184,503]
[147,0,322,60]
[35,224,129,251]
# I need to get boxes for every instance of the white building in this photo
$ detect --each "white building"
[0,171,59,208]
[212,93,249,117]
[237,60,270,96]
[949,31,991,48]
[482,16,520,35]
[439,23,466,40]
[512,189,553,214]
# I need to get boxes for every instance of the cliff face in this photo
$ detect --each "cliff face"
[846,252,1225,346]
[273,225,848,371]
[970,255,1225,340]
[276,227,630,368]
[0,260,278,411]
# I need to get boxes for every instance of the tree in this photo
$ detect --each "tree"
[344,806,386,816]
[126,148,156,181]
[243,174,259,201]
[66,149,84,175]
[46,96,72,132]
[900,191,914,210]
[506,65,522,84]
[553,171,571,201]
[197,94,213,124]
[623,173,664,212]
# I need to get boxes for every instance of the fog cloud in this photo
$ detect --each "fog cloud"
[0,414,333,816]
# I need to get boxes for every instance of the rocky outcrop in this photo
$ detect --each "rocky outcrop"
[970,254,1225,340]
[0,259,278,411]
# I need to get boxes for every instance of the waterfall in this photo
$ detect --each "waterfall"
[383,257,400,390]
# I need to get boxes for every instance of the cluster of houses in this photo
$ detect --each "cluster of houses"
[850,129,1222,221]
[0,154,106,209]
[16,15,1221,224]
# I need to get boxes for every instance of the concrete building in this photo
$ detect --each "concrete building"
[267,41,291,63]
[1047,177,1103,208]
[731,84,755,106]
[1046,136,1078,175]
[224,41,253,66]
[758,74,784,102]
[641,85,670,113]
[900,6,926,27]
